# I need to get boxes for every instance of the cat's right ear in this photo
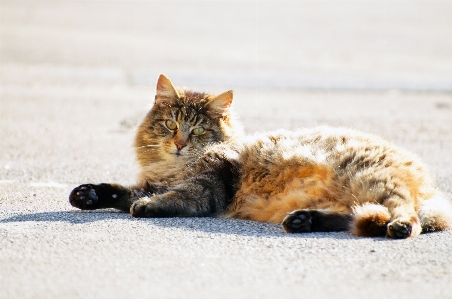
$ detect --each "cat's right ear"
[207,90,234,119]
[155,74,180,106]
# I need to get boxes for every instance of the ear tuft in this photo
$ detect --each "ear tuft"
[207,90,233,118]
[155,74,180,105]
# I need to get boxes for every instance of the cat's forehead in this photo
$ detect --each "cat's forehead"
[169,91,214,118]
[182,90,210,102]
[175,90,215,109]
[150,91,210,124]
[169,105,210,125]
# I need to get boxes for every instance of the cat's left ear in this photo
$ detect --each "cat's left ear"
[207,90,233,119]
[155,74,180,106]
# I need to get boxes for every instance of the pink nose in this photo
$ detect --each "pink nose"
[175,142,186,150]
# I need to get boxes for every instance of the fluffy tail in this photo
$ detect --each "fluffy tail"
[418,192,452,232]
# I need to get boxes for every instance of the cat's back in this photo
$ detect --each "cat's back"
[236,125,432,183]
[238,126,401,166]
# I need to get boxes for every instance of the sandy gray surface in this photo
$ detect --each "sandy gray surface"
[1,2,452,299]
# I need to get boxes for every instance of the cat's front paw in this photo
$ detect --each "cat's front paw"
[69,184,101,210]
[282,210,313,233]
[386,217,421,239]
[69,183,121,210]
[130,197,161,218]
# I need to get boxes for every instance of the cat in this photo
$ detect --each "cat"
[69,74,452,239]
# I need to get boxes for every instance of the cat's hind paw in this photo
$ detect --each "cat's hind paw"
[386,217,421,239]
[387,221,411,239]
[282,209,352,233]
[282,210,313,233]
[69,184,101,210]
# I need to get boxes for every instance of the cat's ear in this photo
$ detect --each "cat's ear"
[207,90,233,119]
[155,74,180,105]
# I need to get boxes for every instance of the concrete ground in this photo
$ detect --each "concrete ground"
[1,2,452,299]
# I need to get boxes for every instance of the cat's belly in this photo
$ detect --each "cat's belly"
[226,161,350,223]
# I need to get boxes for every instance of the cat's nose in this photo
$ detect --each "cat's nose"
[175,142,187,150]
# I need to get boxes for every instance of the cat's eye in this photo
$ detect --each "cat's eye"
[165,120,177,130]
[192,127,205,135]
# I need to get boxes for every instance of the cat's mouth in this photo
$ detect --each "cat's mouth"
[172,151,196,158]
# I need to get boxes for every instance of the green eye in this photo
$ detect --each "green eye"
[165,120,177,130]
[192,127,205,135]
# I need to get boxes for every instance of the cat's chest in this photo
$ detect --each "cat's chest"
[138,159,193,185]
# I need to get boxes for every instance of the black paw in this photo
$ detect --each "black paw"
[282,210,314,233]
[387,221,412,239]
[69,183,119,210]
[69,184,100,210]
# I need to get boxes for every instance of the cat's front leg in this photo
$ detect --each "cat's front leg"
[130,189,223,218]
[69,183,135,212]
[131,174,231,218]
[130,194,179,217]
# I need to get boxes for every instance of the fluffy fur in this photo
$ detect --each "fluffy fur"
[69,74,452,239]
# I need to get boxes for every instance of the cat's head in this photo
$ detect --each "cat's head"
[135,74,242,166]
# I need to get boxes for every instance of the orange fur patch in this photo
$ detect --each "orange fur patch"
[229,163,341,223]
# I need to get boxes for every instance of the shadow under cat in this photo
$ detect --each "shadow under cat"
[0,211,360,240]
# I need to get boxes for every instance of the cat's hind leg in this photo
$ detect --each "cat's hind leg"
[379,191,423,239]
[282,209,352,233]
[349,203,391,237]
[418,193,452,233]
[350,198,429,239]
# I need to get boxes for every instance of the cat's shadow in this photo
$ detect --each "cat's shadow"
[1,210,363,240]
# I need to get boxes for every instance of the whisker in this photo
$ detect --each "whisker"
[135,145,161,149]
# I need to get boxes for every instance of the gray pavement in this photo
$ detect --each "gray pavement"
[1,2,452,299]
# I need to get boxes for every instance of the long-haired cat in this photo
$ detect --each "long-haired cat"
[69,74,452,238]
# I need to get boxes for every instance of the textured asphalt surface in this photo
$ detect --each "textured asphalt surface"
[1,2,452,299]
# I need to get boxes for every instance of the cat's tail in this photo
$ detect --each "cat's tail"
[418,192,452,232]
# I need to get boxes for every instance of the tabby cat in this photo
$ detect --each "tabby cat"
[69,74,452,238]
